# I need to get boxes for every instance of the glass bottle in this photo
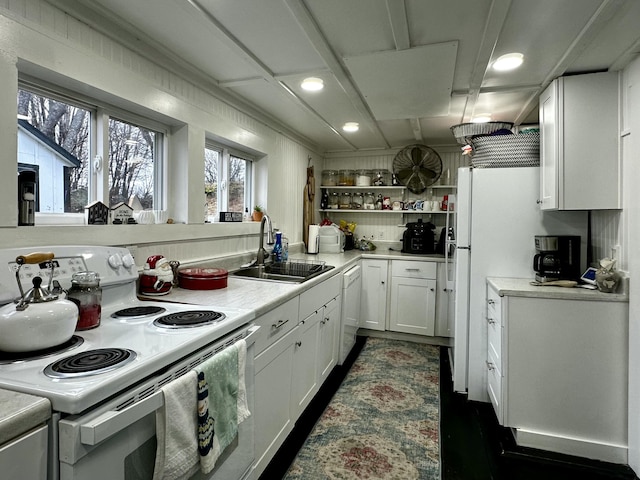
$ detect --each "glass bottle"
[272,231,283,262]
[67,271,102,330]
[375,194,383,210]
[320,189,329,209]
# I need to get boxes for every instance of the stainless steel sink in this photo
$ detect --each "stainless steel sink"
[232,261,334,283]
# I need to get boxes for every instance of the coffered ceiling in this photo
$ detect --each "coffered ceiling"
[53,0,640,152]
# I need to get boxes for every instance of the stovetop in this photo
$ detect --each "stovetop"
[0,246,254,414]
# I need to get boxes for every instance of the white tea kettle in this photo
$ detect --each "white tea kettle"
[0,252,78,352]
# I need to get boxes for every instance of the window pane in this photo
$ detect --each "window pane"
[229,155,247,213]
[109,118,156,209]
[17,89,90,213]
[204,147,219,218]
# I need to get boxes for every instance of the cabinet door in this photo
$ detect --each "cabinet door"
[539,80,558,210]
[291,310,321,418]
[360,259,388,331]
[254,326,298,476]
[389,276,436,336]
[318,296,341,385]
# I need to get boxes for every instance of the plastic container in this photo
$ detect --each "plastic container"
[67,271,102,331]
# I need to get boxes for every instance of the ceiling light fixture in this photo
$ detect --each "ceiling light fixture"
[492,52,524,71]
[342,122,359,132]
[301,77,324,91]
[471,115,492,123]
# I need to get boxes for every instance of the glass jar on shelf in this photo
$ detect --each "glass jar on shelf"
[339,192,352,209]
[328,192,340,209]
[373,169,391,186]
[356,169,372,186]
[352,192,363,209]
[338,169,356,186]
[363,192,376,210]
[322,169,338,186]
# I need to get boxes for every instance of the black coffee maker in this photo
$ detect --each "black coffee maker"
[402,219,436,254]
[533,235,581,282]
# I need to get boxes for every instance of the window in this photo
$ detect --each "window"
[17,83,167,222]
[205,142,252,221]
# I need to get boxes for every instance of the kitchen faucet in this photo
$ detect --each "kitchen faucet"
[256,213,274,266]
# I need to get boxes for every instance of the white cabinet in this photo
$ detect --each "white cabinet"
[318,295,341,384]
[254,325,298,476]
[0,425,48,479]
[389,260,436,336]
[435,262,454,337]
[291,310,321,418]
[539,71,620,210]
[360,259,388,331]
[486,279,628,463]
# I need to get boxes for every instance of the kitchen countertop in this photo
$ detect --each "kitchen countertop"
[142,249,447,315]
[487,277,629,302]
[0,390,51,445]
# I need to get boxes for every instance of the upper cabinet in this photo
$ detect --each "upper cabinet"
[539,72,621,210]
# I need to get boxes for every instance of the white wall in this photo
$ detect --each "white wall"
[0,1,321,263]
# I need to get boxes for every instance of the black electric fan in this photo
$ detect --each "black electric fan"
[392,144,443,194]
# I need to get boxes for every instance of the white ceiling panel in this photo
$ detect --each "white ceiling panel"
[344,42,458,120]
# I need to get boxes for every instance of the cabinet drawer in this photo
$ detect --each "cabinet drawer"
[254,296,300,355]
[487,309,502,363]
[391,260,437,279]
[299,274,341,320]
[487,349,503,424]
[486,287,502,327]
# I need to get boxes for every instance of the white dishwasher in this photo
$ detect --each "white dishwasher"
[339,263,361,364]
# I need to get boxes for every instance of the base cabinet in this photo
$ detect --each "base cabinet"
[0,426,48,479]
[360,259,388,331]
[486,279,629,463]
[388,260,437,336]
[291,310,321,419]
[318,296,341,384]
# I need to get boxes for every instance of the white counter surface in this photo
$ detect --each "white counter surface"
[487,277,628,302]
[142,249,447,316]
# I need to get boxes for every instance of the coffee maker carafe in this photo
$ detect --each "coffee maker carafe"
[533,235,581,282]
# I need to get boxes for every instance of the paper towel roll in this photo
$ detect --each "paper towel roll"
[308,225,320,254]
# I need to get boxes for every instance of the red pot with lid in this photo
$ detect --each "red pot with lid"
[178,267,228,290]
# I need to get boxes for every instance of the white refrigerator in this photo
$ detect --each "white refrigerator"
[452,166,588,402]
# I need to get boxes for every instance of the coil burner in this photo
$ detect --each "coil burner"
[0,336,84,365]
[44,348,136,378]
[153,310,226,328]
[111,306,166,319]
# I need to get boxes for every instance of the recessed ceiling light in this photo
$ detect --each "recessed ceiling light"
[492,53,524,71]
[301,77,324,91]
[472,115,492,123]
[342,122,359,132]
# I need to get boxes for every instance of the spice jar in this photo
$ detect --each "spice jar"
[328,192,340,209]
[67,271,102,330]
[339,192,352,209]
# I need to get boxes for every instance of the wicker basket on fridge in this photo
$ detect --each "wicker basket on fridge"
[469,132,540,168]
[450,121,514,145]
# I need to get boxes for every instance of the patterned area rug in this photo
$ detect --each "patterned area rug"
[283,337,440,479]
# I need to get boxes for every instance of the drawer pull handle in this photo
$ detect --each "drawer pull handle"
[487,317,496,325]
[271,319,289,329]
[405,268,421,272]
[486,361,496,371]
[487,299,495,305]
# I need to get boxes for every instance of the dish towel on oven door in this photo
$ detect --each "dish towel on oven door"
[196,339,250,474]
[153,370,200,480]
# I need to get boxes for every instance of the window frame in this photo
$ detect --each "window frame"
[17,77,169,225]
[204,140,254,221]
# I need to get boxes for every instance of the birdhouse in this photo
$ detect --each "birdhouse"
[84,201,110,225]
[111,202,134,224]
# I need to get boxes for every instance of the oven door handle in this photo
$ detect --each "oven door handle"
[80,391,164,446]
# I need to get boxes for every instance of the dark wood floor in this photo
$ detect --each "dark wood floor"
[260,337,638,480]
